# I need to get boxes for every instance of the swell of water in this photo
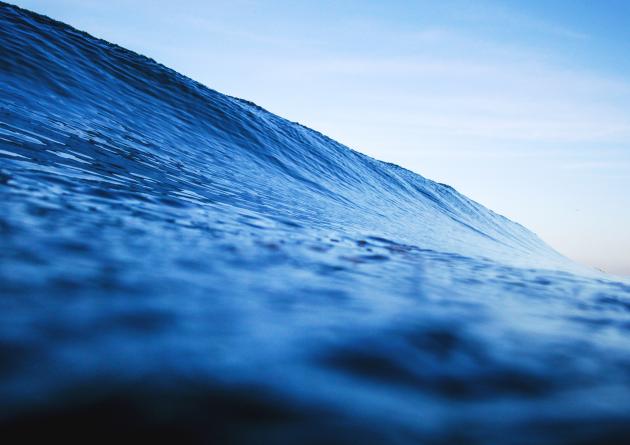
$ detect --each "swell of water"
[1,3,630,444]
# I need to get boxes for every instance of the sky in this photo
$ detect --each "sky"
[12,0,630,276]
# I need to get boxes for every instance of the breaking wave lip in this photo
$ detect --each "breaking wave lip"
[1,2,630,444]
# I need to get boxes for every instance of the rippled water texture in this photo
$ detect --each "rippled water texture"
[2,3,630,443]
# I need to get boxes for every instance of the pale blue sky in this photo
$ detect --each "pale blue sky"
[13,1,630,275]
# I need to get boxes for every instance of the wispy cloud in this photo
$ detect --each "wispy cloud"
[561,160,630,170]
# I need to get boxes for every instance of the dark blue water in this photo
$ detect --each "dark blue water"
[1,3,630,443]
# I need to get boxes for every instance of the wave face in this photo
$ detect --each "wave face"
[1,3,630,444]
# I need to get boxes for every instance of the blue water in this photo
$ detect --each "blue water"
[1,3,630,443]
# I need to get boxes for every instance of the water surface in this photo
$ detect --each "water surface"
[1,3,630,443]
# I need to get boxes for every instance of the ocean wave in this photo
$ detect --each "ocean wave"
[1,3,630,443]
